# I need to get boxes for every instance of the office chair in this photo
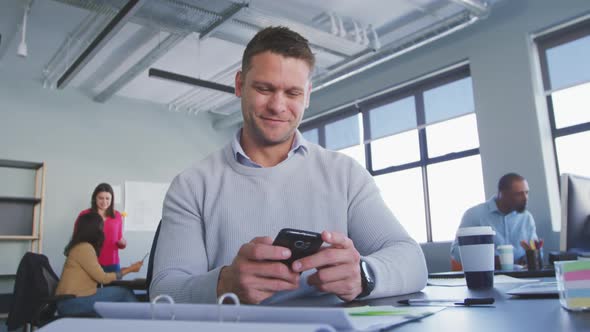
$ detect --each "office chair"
[145,219,163,300]
[6,252,75,330]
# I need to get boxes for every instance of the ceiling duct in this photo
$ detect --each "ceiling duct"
[56,0,147,89]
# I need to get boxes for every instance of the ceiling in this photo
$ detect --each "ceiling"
[0,0,499,129]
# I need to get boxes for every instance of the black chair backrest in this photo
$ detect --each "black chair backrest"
[7,252,59,330]
[145,219,162,299]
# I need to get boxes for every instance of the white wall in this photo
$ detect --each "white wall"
[0,74,234,292]
[308,0,590,256]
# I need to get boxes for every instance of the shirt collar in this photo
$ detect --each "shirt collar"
[486,195,501,213]
[231,128,308,167]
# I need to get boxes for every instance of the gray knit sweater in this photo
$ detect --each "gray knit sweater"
[150,139,427,303]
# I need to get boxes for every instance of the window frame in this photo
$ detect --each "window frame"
[536,18,590,177]
[300,66,482,243]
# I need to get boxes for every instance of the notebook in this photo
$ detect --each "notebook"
[94,302,443,332]
[505,281,558,296]
[38,318,335,332]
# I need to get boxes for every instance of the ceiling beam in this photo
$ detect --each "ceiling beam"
[199,2,248,40]
[93,33,186,103]
[56,0,147,89]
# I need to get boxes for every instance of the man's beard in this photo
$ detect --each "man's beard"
[515,204,526,213]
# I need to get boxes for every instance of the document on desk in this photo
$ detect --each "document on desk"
[94,302,442,332]
[428,275,538,287]
[37,318,336,332]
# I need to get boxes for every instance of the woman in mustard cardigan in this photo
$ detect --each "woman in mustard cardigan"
[56,212,142,315]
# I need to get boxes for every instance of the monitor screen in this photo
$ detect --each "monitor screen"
[560,174,590,253]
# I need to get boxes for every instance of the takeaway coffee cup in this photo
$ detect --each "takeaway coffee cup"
[497,244,514,270]
[457,226,496,289]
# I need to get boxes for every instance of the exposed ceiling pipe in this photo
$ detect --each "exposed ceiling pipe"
[450,0,489,18]
[17,0,33,57]
[199,2,248,40]
[336,14,346,38]
[93,32,186,102]
[352,20,361,44]
[57,0,147,89]
[43,11,111,88]
[328,12,338,35]
[311,10,485,93]
[369,24,380,50]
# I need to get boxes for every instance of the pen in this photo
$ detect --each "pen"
[398,297,495,306]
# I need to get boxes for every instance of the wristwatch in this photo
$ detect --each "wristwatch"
[357,260,375,298]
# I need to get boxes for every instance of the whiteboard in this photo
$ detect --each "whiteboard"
[123,181,169,232]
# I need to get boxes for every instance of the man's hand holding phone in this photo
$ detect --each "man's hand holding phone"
[217,236,300,304]
[291,231,363,302]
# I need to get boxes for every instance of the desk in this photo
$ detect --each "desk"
[429,268,555,279]
[38,280,590,331]
[279,279,588,331]
[364,280,588,331]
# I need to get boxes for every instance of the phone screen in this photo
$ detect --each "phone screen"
[272,228,323,266]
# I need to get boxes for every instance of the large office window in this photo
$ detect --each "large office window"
[537,19,590,178]
[301,67,484,242]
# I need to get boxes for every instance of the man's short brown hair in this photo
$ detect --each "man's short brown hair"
[241,26,315,77]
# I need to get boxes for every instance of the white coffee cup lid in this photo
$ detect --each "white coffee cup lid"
[457,226,495,237]
[497,245,513,250]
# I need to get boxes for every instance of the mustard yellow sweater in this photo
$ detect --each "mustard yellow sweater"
[56,243,118,297]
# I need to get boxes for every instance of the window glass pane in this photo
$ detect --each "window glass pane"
[551,82,590,129]
[338,144,366,168]
[426,113,479,158]
[325,114,360,151]
[367,97,416,140]
[370,130,420,170]
[546,34,590,91]
[375,168,427,243]
[301,128,319,144]
[427,155,485,242]
[424,77,474,124]
[555,131,590,178]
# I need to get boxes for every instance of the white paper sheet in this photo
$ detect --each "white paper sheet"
[123,181,169,231]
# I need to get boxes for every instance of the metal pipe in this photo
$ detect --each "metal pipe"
[57,0,147,89]
[311,12,479,92]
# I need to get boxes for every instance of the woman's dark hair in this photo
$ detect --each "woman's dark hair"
[91,182,115,218]
[64,212,104,256]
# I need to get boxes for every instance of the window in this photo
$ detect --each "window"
[537,19,590,178]
[300,66,484,242]
[301,111,366,167]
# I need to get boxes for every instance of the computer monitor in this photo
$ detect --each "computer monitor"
[559,173,590,253]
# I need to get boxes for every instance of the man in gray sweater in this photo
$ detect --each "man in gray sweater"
[150,26,427,304]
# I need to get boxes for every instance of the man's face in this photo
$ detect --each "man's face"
[503,180,530,213]
[235,51,312,147]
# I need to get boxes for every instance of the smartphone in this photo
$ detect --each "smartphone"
[272,228,323,266]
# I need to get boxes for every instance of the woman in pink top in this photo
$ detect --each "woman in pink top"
[75,183,127,272]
